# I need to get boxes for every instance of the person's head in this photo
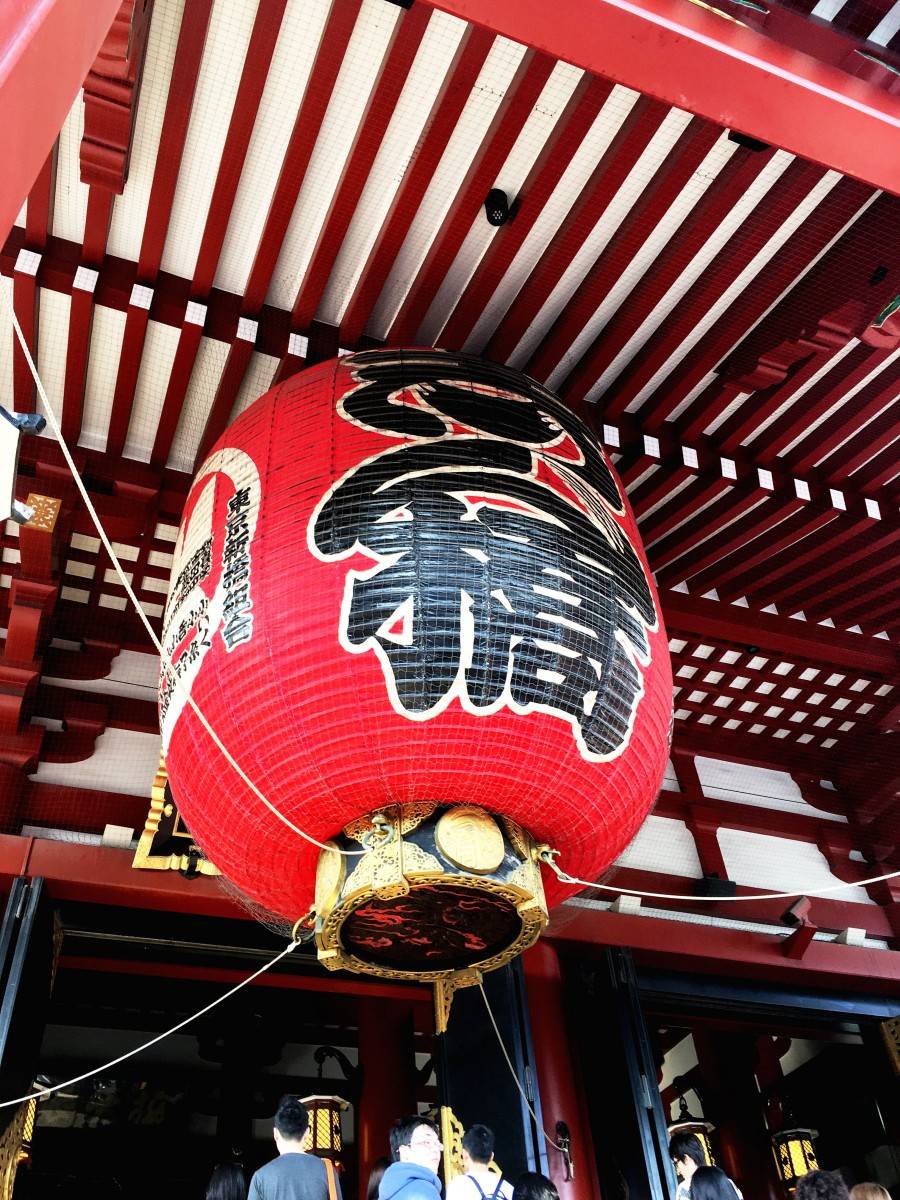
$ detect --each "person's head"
[206,1163,246,1200]
[669,1132,706,1182]
[367,1157,391,1200]
[273,1096,310,1153]
[690,1167,736,1200]
[850,1185,891,1200]
[796,1171,850,1200]
[462,1125,496,1172]
[513,1172,560,1200]
[389,1115,443,1175]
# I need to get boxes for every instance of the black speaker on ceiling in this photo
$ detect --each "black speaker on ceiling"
[485,188,511,226]
[694,874,738,898]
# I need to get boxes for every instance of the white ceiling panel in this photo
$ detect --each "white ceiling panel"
[266,0,401,313]
[107,0,187,263]
[35,288,71,435]
[124,318,182,461]
[318,7,468,326]
[79,304,128,453]
[420,60,584,346]
[367,33,528,338]
[166,335,230,473]
[161,0,259,280]
[53,93,89,244]
[463,84,640,354]
[215,0,331,297]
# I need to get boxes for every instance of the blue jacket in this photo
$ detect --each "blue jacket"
[379,1163,442,1200]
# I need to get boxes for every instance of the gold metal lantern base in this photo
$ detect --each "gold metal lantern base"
[313,803,548,982]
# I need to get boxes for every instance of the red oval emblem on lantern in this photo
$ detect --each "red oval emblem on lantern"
[161,351,672,925]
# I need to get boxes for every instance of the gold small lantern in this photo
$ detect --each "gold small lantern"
[668,1095,716,1166]
[771,1128,819,1190]
[301,1094,350,1161]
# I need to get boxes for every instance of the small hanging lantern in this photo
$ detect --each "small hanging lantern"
[771,1127,819,1190]
[668,1094,716,1166]
[301,1094,350,1161]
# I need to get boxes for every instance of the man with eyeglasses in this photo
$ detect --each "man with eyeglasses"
[378,1116,444,1200]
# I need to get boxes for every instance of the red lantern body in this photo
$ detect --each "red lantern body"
[161,351,672,929]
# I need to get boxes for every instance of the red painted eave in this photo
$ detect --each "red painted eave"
[421,0,900,197]
[0,0,122,242]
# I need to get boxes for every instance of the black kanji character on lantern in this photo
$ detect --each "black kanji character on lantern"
[310,356,658,761]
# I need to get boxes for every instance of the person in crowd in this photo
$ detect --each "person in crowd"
[850,1185,891,1200]
[796,1171,850,1200]
[249,1096,341,1200]
[669,1132,742,1200]
[368,1157,392,1200]
[379,1115,443,1200]
[207,1163,247,1200]
[690,1168,741,1200]
[512,1172,559,1200]
[446,1124,513,1200]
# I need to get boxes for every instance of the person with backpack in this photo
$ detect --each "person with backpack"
[446,1126,513,1200]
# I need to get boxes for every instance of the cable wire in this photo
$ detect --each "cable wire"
[477,981,566,1154]
[0,937,302,1109]
[541,852,900,903]
[4,299,364,858]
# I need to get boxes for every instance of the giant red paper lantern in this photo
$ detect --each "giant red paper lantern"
[160,351,672,978]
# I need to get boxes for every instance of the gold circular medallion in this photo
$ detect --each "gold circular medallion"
[314,840,347,916]
[435,806,505,875]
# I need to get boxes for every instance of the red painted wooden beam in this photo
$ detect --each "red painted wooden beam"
[386,48,557,346]
[100,0,213,460]
[484,95,670,365]
[190,0,287,299]
[242,0,363,318]
[636,178,873,437]
[339,22,495,346]
[438,73,614,352]
[0,0,121,244]
[548,902,899,991]
[60,955,431,1003]
[527,116,723,385]
[661,590,900,673]
[290,2,432,332]
[418,0,900,197]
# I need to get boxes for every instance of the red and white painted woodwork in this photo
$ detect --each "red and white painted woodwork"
[160,354,672,922]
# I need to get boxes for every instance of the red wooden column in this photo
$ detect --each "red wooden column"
[357,997,417,1190]
[523,942,602,1200]
[692,1031,781,1200]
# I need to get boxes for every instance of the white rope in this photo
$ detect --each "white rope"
[541,854,900,903]
[4,298,363,857]
[7,298,895,901]
[477,981,566,1154]
[0,938,301,1108]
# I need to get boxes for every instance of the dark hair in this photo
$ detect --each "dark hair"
[206,1163,246,1200]
[274,1096,310,1141]
[463,1125,495,1166]
[514,1172,560,1200]
[796,1172,850,1200]
[690,1168,736,1200]
[367,1157,391,1200]
[669,1132,706,1170]
[389,1116,439,1162]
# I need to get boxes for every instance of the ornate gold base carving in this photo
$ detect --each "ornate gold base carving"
[132,755,220,876]
[314,803,548,983]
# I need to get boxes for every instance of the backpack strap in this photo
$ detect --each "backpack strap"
[490,1177,505,1200]
[324,1158,339,1200]
[469,1178,490,1200]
